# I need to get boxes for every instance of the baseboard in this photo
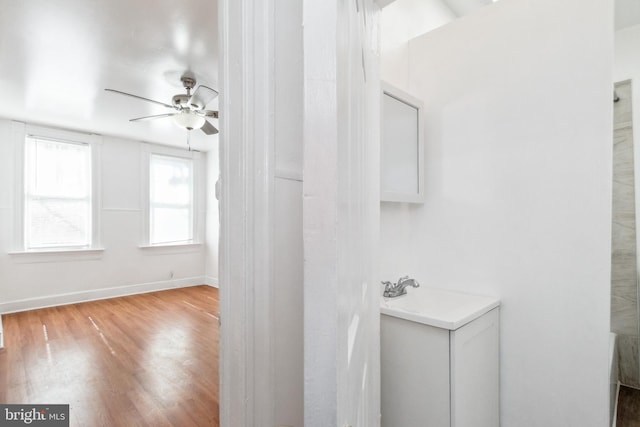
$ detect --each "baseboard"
[204,276,219,288]
[0,276,208,314]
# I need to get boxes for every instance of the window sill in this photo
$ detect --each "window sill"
[8,247,105,263]
[138,243,203,254]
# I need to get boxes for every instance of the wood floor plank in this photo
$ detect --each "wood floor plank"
[0,285,219,427]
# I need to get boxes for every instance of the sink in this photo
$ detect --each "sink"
[380,285,501,426]
[380,286,500,330]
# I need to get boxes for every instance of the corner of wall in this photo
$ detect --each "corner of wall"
[204,277,219,288]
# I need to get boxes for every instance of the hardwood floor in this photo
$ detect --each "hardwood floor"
[0,285,219,427]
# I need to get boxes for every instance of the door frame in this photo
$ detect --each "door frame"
[218,0,276,425]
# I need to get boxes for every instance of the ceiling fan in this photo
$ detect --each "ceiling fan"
[105,75,219,136]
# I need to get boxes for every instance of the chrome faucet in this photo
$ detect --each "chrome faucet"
[382,276,420,298]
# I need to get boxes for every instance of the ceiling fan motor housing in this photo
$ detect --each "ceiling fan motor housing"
[172,94,189,108]
[181,76,196,90]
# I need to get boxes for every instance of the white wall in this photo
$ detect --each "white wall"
[303,1,381,426]
[380,0,455,92]
[0,118,210,312]
[381,0,456,48]
[615,24,640,82]
[380,0,612,425]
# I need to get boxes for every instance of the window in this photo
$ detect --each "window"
[140,144,202,250]
[10,123,101,256]
[149,154,194,245]
[24,137,92,249]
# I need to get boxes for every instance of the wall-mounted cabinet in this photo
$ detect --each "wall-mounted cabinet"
[380,82,424,203]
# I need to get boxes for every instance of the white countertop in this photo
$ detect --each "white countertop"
[380,286,500,330]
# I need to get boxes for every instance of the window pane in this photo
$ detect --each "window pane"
[149,154,194,245]
[24,137,92,249]
[26,198,90,248]
[26,137,90,198]
[150,207,191,244]
[150,155,192,205]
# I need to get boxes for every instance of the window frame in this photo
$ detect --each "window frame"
[140,144,203,248]
[11,122,102,254]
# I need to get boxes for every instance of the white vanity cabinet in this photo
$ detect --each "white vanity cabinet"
[380,287,500,427]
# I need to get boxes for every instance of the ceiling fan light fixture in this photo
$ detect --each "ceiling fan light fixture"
[107,76,218,136]
[173,111,205,130]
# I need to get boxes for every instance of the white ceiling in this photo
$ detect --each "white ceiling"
[383,0,640,46]
[3,0,633,153]
[0,0,218,151]
[442,0,493,17]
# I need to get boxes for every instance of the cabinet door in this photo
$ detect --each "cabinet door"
[381,314,450,427]
[450,308,500,427]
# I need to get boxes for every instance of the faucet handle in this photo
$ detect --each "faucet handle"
[381,280,394,297]
[397,275,409,284]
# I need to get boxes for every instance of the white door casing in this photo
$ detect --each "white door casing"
[218,0,275,425]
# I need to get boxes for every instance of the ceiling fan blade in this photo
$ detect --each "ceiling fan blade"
[189,85,218,110]
[195,109,218,119]
[129,113,177,122]
[105,88,175,109]
[201,120,219,135]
